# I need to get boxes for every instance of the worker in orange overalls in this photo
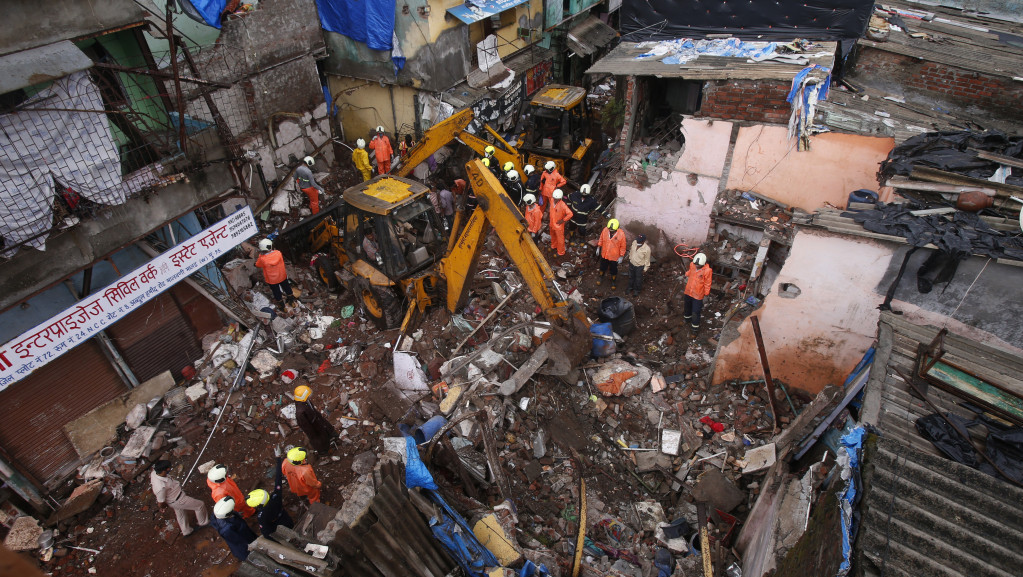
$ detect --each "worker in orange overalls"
[683,252,714,331]
[538,161,566,217]
[255,239,294,307]
[523,194,542,242]
[548,189,573,257]
[282,447,322,503]
[596,218,627,289]
[206,464,255,518]
[369,126,393,175]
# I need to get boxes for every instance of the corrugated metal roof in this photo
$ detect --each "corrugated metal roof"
[566,15,618,57]
[585,40,837,80]
[856,312,1023,577]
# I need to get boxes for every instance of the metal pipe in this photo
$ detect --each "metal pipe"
[750,315,781,432]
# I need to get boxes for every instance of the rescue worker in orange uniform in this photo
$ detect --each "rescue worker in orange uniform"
[369,126,393,175]
[206,464,255,518]
[549,189,573,257]
[282,447,322,503]
[295,156,324,214]
[255,239,294,307]
[538,161,566,216]
[596,219,627,289]
[523,194,542,242]
[683,252,713,331]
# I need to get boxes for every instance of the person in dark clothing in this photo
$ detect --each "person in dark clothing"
[568,184,599,242]
[504,170,525,206]
[246,457,294,540]
[523,164,542,208]
[293,385,338,455]
[211,497,257,561]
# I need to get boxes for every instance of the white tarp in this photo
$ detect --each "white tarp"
[0,71,158,254]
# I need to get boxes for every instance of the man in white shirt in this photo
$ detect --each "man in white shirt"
[150,459,209,537]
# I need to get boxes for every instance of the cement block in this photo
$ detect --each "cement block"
[63,372,175,457]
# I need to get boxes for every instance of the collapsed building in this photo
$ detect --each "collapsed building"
[2,0,1023,577]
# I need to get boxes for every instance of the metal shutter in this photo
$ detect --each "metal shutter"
[0,340,126,484]
[107,292,203,383]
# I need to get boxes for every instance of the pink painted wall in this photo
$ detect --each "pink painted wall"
[677,118,733,177]
[616,174,721,247]
[725,126,895,211]
[713,230,896,394]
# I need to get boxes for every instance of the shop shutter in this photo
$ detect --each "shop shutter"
[107,292,203,383]
[0,340,126,484]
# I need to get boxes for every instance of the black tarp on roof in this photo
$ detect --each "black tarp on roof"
[620,0,874,42]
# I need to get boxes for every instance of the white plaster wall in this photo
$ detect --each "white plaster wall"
[713,229,896,394]
[616,174,721,246]
[677,117,733,177]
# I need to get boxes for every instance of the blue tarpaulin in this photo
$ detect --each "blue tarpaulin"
[180,0,227,28]
[427,490,500,576]
[316,0,396,52]
[837,426,865,576]
[446,0,530,24]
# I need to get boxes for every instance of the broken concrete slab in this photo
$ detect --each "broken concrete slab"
[63,371,175,457]
[635,451,674,473]
[631,501,667,532]
[500,343,549,396]
[591,360,652,396]
[4,516,43,551]
[120,426,157,459]
[742,443,777,475]
[692,469,746,513]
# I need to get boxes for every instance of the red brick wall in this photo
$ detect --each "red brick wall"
[850,47,1023,118]
[698,79,792,124]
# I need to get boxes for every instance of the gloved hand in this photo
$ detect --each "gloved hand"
[596,247,602,258]
[617,257,623,264]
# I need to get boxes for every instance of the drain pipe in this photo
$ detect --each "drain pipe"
[182,325,261,485]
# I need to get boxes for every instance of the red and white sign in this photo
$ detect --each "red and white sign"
[0,207,258,390]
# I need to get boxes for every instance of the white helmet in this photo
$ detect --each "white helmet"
[544,161,556,171]
[303,156,315,167]
[375,125,385,133]
[693,253,707,266]
[523,194,536,205]
[580,184,591,195]
[552,189,564,200]
[356,138,366,149]
[523,164,535,175]
[506,170,519,182]
[213,497,236,519]
[207,464,227,483]
[258,239,273,252]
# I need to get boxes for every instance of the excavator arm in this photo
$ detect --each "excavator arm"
[440,160,573,319]
[393,109,522,178]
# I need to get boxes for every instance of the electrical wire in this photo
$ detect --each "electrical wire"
[944,257,991,329]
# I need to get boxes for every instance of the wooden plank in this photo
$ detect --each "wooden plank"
[926,361,1023,423]
[912,166,1023,196]
[885,177,996,196]
[974,150,1023,170]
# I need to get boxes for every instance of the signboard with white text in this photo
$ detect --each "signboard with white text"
[0,207,258,390]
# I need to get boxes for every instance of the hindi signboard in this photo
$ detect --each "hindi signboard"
[0,207,258,391]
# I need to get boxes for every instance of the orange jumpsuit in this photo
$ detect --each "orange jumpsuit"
[538,169,566,214]
[597,228,627,262]
[684,262,713,300]
[549,200,574,256]
[525,204,543,235]
[207,477,255,518]
[282,460,322,503]
[369,135,393,175]
[255,250,287,284]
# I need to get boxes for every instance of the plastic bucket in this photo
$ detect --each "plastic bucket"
[599,297,636,336]
[590,322,616,358]
[413,415,447,445]
[847,189,878,208]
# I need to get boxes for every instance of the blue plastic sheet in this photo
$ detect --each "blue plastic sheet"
[405,436,438,490]
[837,426,865,576]
[180,0,228,28]
[426,490,500,576]
[315,0,395,52]
[520,560,553,577]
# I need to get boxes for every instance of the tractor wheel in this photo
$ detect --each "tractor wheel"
[314,256,339,291]
[358,280,402,330]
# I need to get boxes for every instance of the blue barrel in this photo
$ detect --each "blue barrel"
[847,189,878,208]
[591,322,616,357]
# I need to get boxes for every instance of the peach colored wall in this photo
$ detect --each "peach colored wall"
[713,229,896,394]
[677,118,733,177]
[616,174,721,246]
[725,126,894,211]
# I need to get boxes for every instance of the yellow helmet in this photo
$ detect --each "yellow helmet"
[607,219,620,230]
[502,161,514,172]
[294,385,312,402]
[481,158,491,167]
[246,489,269,508]
[484,145,495,156]
[287,446,307,464]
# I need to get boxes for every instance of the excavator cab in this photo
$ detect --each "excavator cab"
[521,84,597,181]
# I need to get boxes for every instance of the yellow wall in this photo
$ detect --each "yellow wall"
[330,77,418,141]
[468,0,544,59]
